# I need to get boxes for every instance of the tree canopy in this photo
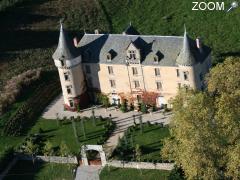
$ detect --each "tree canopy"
[162,57,240,180]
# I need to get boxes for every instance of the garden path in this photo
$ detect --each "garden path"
[75,165,101,180]
[42,95,172,157]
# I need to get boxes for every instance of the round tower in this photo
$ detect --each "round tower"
[176,27,197,89]
[52,23,87,111]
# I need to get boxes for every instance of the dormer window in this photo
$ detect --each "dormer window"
[128,50,136,59]
[154,56,159,63]
[107,53,112,61]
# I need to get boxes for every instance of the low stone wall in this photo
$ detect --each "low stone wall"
[17,154,78,164]
[107,160,174,171]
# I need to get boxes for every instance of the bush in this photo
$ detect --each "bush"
[140,103,147,114]
[129,103,134,111]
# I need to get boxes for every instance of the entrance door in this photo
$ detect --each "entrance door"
[157,96,166,108]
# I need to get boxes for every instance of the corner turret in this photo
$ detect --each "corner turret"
[176,27,196,66]
[53,22,88,111]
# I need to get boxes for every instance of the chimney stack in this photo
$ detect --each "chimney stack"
[94,29,99,34]
[73,37,79,47]
[196,37,203,52]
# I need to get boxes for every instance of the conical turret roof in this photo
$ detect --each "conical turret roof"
[52,23,78,60]
[176,27,196,66]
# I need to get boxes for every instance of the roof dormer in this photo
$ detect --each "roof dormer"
[126,42,140,64]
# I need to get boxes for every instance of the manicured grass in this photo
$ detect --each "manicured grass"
[4,160,75,180]
[113,124,170,161]
[30,117,111,154]
[100,166,170,180]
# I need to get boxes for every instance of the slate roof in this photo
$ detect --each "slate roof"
[77,33,211,66]
[52,24,78,60]
[123,24,140,35]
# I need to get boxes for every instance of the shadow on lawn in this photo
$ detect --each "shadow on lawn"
[4,160,45,180]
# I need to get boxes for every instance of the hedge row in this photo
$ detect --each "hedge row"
[0,69,42,115]
[3,79,61,136]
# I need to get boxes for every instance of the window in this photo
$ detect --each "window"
[69,100,74,107]
[66,85,72,95]
[64,72,70,81]
[129,50,136,59]
[108,66,114,74]
[132,67,138,75]
[154,56,158,63]
[87,77,93,87]
[176,69,180,77]
[183,71,189,81]
[109,80,116,88]
[177,83,181,89]
[60,60,64,67]
[133,80,140,88]
[136,95,141,102]
[107,54,111,61]
[154,68,160,76]
[85,65,91,74]
[156,82,162,90]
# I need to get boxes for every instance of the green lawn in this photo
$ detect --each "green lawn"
[100,166,170,180]
[113,124,170,161]
[30,117,112,154]
[4,160,75,180]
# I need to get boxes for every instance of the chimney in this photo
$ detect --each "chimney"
[73,37,79,47]
[94,29,99,34]
[196,37,203,52]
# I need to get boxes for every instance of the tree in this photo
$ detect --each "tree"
[59,141,70,157]
[97,93,110,108]
[135,144,142,175]
[71,117,79,144]
[161,57,240,179]
[139,115,143,134]
[140,103,147,113]
[120,99,128,112]
[25,139,38,164]
[141,92,158,106]
[135,144,142,162]
[91,107,96,126]
[80,118,86,140]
